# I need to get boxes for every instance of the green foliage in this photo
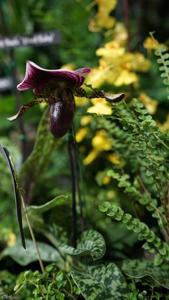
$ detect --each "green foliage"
[98,99,169,181]
[0,1,169,299]
[76,229,106,261]
[26,195,68,228]
[0,143,25,247]
[99,201,169,265]
[32,0,99,66]
[0,239,63,267]
[0,138,21,228]
[97,99,169,237]
[19,108,59,203]
[61,229,106,261]
[71,263,128,300]
[106,169,167,230]
[0,271,18,300]
[155,45,169,99]
[15,265,80,299]
[122,259,169,290]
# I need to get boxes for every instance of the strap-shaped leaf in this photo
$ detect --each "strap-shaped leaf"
[27,195,68,215]
[0,144,25,248]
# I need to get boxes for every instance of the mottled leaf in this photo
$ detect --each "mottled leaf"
[71,263,127,300]
[122,259,169,289]
[78,230,106,260]
[60,245,90,257]
[61,230,106,261]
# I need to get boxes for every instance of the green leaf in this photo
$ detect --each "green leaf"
[0,144,25,248]
[0,239,63,266]
[78,230,106,261]
[19,109,58,201]
[60,245,90,257]
[61,230,106,261]
[71,263,128,300]
[26,195,69,227]
[122,259,169,289]
[163,78,169,86]
[27,195,68,215]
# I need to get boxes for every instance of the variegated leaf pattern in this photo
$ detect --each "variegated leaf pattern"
[71,263,128,300]
[122,259,169,289]
[77,230,106,260]
[61,230,106,261]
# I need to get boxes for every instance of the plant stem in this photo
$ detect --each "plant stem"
[21,196,45,273]
[74,141,85,231]
[68,126,77,247]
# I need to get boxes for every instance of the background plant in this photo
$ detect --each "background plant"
[0,0,169,299]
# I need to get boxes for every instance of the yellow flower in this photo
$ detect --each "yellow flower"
[86,68,107,87]
[158,114,169,131]
[128,53,150,72]
[92,130,112,151]
[111,22,128,46]
[102,175,111,185]
[89,0,117,31]
[87,40,150,88]
[80,115,92,126]
[139,93,158,114]
[143,37,159,50]
[108,153,123,166]
[113,70,138,86]
[83,130,112,165]
[83,149,99,165]
[76,127,88,143]
[96,42,125,58]
[7,232,16,247]
[87,98,112,115]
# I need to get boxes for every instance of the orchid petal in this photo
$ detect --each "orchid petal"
[17,61,91,92]
[8,99,46,121]
[104,93,125,103]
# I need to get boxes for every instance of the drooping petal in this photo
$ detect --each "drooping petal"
[17,61,91,92]
[8,99,46,121]
[75,67,91,77]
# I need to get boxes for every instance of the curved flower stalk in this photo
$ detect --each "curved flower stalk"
[8,61,124,138]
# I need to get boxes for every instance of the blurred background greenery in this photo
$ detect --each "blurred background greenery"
[0,0,169,298]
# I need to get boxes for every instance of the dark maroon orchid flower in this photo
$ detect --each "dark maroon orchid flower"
[8,61,124,138]
[9,61,90,138]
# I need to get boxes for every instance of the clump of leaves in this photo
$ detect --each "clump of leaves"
[15,265,80,300]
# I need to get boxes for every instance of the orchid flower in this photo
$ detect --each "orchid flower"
[8,61,124,138]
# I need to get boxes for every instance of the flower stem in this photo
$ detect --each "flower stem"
[68,126,78,247]
[21,196,45,273]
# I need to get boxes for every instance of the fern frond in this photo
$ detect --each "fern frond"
[106,170,167,230]
[155,46,169,99]
[99,202,169,265]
